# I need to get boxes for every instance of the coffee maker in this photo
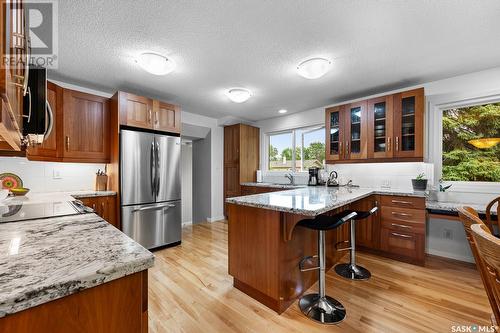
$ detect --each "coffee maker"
[308,168,319,186]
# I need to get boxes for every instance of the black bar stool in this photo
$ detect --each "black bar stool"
[297,210,357,324]
[334,206,378,281]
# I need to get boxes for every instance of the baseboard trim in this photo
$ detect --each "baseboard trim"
[426,249,474,263]
[207,216,226,223]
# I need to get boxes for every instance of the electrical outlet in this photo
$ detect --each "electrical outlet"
[443,228,453,240]
[381,179,391,189]
[52,169,62,179]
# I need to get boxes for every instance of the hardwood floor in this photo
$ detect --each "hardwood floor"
[148,221,491,333]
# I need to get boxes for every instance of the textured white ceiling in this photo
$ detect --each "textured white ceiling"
[50,0,500,121]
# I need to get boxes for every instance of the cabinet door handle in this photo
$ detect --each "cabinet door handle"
[155,110,159,125]
[391,223,412,229]
[392,211,412,217]
[395,136,399,151]
[387,137,391,152]
[101,202,105,215]
[391,200,412,205]
[339,141,342,157]
[345,141,349,158]
[65,136,70,151]
[92,203,96,211]
[391,232,412,239]
[148,109,152,124]
[22,9,30,96]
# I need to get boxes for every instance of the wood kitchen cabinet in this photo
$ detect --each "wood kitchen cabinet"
[325,88,424,164]
[0,0,28,151]
[26,83,112,163]
[79,195,118,229]
[62,89,110,162]
[223,124,260,215]
[116,91,181,134]
[352,195,380,250]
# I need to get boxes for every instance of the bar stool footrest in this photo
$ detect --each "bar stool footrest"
[299,255,320,272]
[334,240,352,252]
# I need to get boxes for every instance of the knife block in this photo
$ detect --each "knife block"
[95,175,108,191]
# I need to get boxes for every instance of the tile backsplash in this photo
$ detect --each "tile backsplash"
[261,162,434,189]
[0,157,105,193]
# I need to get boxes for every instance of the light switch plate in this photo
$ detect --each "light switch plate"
[52,169,62,179]
[381,179,391,189]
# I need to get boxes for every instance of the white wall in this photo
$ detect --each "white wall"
[182,111,225,222]
[181,143,193,225]
[0,157,105,192]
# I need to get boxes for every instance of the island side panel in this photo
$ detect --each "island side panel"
[278,210,350,312]
[0,271,148,333]
[228,203,281,309]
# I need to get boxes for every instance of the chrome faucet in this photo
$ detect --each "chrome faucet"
[285,173,295,185]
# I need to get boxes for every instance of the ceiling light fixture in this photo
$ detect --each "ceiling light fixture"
[278,109,288,114]
[297,57,332,79]
[136,52,175,75]
[225,88,252,103]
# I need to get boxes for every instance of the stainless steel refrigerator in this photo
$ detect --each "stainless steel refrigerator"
[120,129,181,250]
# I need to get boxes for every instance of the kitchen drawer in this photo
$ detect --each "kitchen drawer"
[380,195,425,209]
[380,207,425,233]
[380,227,425,263]
[241,186,257,195]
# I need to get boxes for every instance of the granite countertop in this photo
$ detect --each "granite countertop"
[241,182,307,189]
[227,186,425,216]
[0,213,154,317]
[426,200,497,216]
[0,191,117,206]
[69,190,117,198]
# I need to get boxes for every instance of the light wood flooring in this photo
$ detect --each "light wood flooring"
[148,221,491,333]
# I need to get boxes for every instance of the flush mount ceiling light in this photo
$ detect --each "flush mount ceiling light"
[225,88,252,103]
[136,52,175,75]
[468,138,500,149]
[278,109,288,114]
[297,57,332,79]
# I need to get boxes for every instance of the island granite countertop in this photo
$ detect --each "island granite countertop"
[0,213,154,318]
[226,186,426,216]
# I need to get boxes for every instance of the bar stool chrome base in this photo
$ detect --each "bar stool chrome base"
[334,263,371,280]
[299,293,346,324]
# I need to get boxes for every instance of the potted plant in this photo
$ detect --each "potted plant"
[412,173,428,191]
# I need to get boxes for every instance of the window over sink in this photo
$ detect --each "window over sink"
[267,125,325,172]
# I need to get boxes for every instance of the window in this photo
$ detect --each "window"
[268,126,325,172]
[442,102,500,182]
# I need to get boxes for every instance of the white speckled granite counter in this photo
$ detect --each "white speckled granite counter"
[0,213,154,317]
[1,191,117,206]
[241,182,307,189]
[226,186,426,216]
[426,200,497,216]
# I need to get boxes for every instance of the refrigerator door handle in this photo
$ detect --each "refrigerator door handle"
[155,141,160,197]
[150,141,156,197]
[132,203,176,212]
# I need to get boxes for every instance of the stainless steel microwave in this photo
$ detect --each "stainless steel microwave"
[22,67,53,146]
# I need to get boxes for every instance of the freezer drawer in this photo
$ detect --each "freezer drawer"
[122,201,181,249]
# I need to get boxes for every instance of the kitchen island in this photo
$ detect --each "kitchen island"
[226,186,426,313]
[0,213,154,332]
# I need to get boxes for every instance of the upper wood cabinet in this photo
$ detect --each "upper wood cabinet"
[62,89,110,162]
[326,88,424,163]
[119,92,153,130]
[27,82,112,163]
[153,100,180,133]
[367,95,394,159]
[393,88,424,159]
[325,105,345,161]
[0,0,28,151]
[117,92,181,134]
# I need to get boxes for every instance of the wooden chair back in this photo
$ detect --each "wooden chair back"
[486,196,500,234]
[457,207,500,327]
[471,223,500,330]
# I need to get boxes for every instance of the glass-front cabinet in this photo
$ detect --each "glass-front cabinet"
[393,88,424,158]
[325,105,345,161]
[325,87,424,163]
[367,96,393,159]
[344,101,367,160]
